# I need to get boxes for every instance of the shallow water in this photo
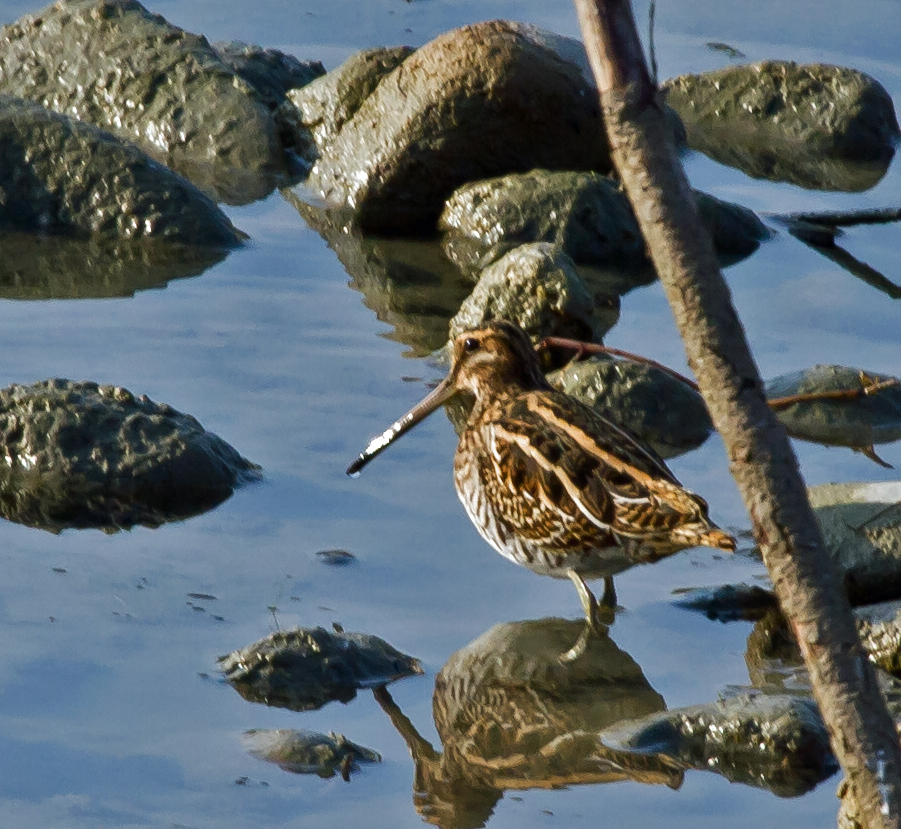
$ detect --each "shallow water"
[0,0,898,827]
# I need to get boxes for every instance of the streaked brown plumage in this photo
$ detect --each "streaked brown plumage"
[348,320,735,628]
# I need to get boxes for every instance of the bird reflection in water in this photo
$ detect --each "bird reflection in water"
[374,618,681,829]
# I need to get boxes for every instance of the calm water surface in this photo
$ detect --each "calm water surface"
[0,1,898,827]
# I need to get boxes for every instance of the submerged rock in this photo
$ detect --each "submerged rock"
[599,691,838,797]
[447,243,619,348]
[548,355,712,459]
[220,627,423,712]
[0,231,227,299]
[242,728,380,778]
[0,0,289,195]
[440,170,770,279]
[663,61,899,191]
[286,194,471,356]
[766,364,901,452]
[287,46,415,154]
[307,21,612,234]
[809,481,901,605]
[0,97,242,245]
[0,380,260,533]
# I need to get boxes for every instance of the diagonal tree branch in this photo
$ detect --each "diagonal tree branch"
[572,0,901,825]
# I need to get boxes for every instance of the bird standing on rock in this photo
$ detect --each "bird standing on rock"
[348,320,735,643]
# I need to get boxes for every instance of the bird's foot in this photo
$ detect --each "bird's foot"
[560,571,610,662]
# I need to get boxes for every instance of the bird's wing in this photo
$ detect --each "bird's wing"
[480,391,708,539]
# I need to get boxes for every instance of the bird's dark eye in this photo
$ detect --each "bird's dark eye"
[463,337,480,352]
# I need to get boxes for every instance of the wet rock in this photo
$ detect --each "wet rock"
[440,170,770,280]
[809,481,901,605]
[0,97,242,245]
[286,46,414,154]
[548,355,712,459]
[211,41,325,172]
[766,364,901,452]
[286,194,470,356]
[0,231,226,299]
[599,691,838,797]
[663,61,899,191]
[0,0,286,195]
[220,627,423,712]
[694,191,774,262]
[306,21,612,234]
[0,379,260,533]
[853,600,901,676]
[212,42,324,108]
[447,243,619,349]
[672,583,779,622]
[242,728,380,778]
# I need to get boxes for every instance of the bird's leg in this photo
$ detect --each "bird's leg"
[569,570,599,627]
[560,571,609,662]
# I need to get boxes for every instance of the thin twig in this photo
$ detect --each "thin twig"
[540,337,700,391]
[768,378,900,410]
[543,338,900,417]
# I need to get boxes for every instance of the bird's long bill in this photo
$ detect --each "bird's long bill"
[346,376,457,476]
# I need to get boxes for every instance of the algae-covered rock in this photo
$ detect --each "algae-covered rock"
[599,691,838,797]
[448,243,619,348]
[220,627,423,712]
[0,379,260,533]
[307,21,612,234]
[0,97,242,245]
[548,355,712,459]
[0,231,226,299]
[287,46,414,153]
[286,193,471,357]
[440,170,770,279]
[809,480,901,605]
[766,364,901,450]
[663,61,899,191]
[0,0,285,187]
[242,728,380,778]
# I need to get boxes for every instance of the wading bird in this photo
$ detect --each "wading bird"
[348,321,734,651]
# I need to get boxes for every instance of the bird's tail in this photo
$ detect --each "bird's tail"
[698,527,737,552]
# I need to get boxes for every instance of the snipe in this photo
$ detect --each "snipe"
[348,321,735,639]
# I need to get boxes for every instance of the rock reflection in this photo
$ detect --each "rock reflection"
[376,618,681,829]
[0,231,228,300]
[676,132,891,192]
[285,192,471,356]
